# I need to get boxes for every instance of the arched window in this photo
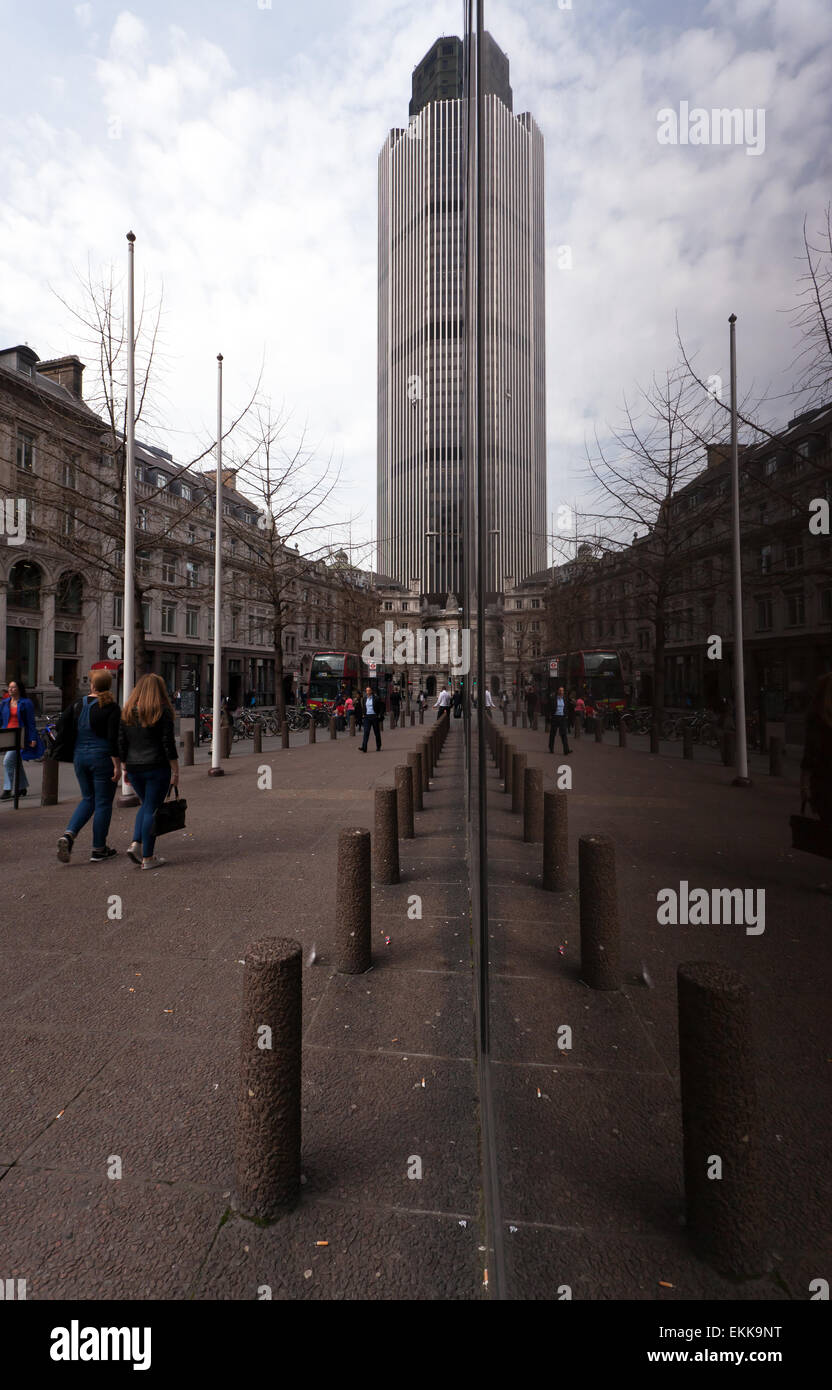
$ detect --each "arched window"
[8,560,42,610]
[56,572,83,615]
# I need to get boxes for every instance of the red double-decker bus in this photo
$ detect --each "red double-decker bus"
[548,649,626,711]
[307,651,362,709]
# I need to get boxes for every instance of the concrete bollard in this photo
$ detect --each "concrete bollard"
[683,726,694,760]
[373,787,400,885]
[349,712,356,738]
[223,724,233,759]
[410,710,415,727]
[395,764,415,839]
[253,725,262,755]
[721,728,735,767]
[184,730,195,766]
[543,790,568,890]
[578,834,620,990]
[419,706,424,725]
[335,829,371,974]
[40,756,59,806]
[281,721,290,749]
[418,744,429,796]
[649,724,660,755]
[522,712,528,729]
[329,716,337,741]
[677,962,764,1278]
[618,723,627,749]
[309,718,316,745]
[504,743,514,796]
[595,719,604,744]
[407,751,423,813]
[234,936,302,1220]
[503,708,508,725]
[523,767,543,843]
[768,735,782,777]
[511,751,527,815]
[512,710,517,727]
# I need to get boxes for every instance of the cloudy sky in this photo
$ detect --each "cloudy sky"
[1,0,830,564]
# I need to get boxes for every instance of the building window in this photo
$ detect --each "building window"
[186,561,199,588]
[16,430,35,471]
[141,600,152,632]
[181,484,191,501]
[137,549,151,576]
[755,596,773,631]
[61,508,75,537]
[638,629,650,650]
[188,525,196,544]
[785,590,805,627]
[514,600,523,609]
[763,456,777,476]
[531,598,541,608]
[231,609,239,639]
[760,545,772,575]
[63,459,77,489]
[57,573,83,615]
[155,472,167,490]
[138,507,148,532]
[161,603,177,635]
[162,555,176,584]
[784,542,803,570]
[8,560,42,610]
[186,607,198,638]
[135,464,144,482]
[101,451,114,469]
[113,594,123,627]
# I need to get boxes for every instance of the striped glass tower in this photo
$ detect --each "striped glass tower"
[377,32,546,599]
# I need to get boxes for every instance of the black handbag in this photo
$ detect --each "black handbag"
[152,785,187,836]
[790,798,832,859]
[50,698,82,762]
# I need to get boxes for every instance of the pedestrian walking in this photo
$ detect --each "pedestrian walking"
[335,696,346,732]
[390,686,401,728]
[55,669,121,862]
[525,686,538,724]
[1,679,40,800]
[452,687,463,719]
[434,685,451,720]
[573,693,586,737]
[484,688,494,711]
[547,685,572,755]
[359,685,382,752]
[118,673,180,870]
[801,672,832,823]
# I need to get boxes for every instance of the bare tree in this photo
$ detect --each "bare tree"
[584,364,726,722]
[223,400,358,724]
[791,207,832,409]
[44,265,257,673]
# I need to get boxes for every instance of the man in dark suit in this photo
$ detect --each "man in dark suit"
[359,686,382,752]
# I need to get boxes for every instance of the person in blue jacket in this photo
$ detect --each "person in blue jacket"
[1,679,39,799]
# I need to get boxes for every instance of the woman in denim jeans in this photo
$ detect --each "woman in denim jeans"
[118,673,179,870]
[57,669,121,862]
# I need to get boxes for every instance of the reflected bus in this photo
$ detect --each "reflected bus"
[549,649,626,711]
[307,651,362,710]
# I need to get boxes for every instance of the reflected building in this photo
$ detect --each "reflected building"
[377,32,546,600]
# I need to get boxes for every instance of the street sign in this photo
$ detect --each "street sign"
[368,661,377,675]
[549,658,559,676]
[634,670,641,680]
[180,691,196,718]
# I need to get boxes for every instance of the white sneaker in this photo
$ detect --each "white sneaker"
[141,856,168,870]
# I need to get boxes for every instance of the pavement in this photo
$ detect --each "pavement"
[0,712,828,1300]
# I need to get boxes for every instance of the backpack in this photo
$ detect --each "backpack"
[50,697,84,762]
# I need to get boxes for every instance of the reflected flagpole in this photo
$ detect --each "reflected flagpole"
[210,354,225,776]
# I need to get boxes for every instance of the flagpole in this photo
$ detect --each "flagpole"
[209,354,224,776]
[729,313,751,787]
[119,230,139,805]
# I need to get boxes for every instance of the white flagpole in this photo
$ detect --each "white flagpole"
[729,314,751,786]
[210,354,224,776]
[119,230,138,804]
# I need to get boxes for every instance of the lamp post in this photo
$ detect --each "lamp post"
[729,314,751,787]
[118,231,139,807]
[209,354,224,777]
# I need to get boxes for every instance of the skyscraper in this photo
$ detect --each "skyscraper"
[377,32,546,599]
